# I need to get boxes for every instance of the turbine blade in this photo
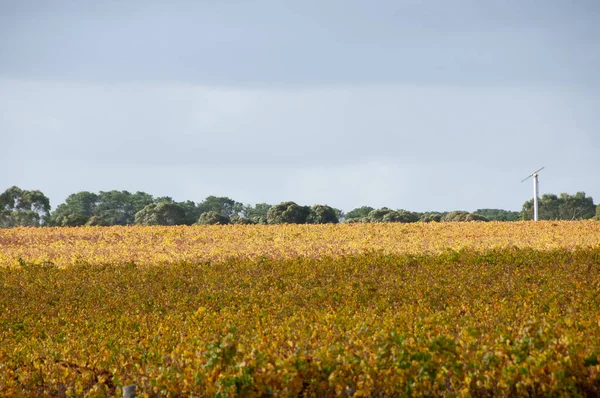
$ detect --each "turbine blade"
[521,166,544,182]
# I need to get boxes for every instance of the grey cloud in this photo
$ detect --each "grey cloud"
[1,79,598,211]
[1,1,598,87]
[1,1,599,212]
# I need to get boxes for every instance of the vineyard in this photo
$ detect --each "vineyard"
[1,222,600,396]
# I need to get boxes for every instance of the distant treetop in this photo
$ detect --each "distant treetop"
[0,186,597,228]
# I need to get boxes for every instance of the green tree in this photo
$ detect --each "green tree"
[595,204,600,220]
[0,186,51,227]
[306,205,339,224]
[198,196,242,218]
[154,196,175,203]
[382,209,419,223]
[442,211,488,222]
[521,192,595,220]
[241,203,271,224]
[419,213,443,223]
[346,206,374,220]
[134,202,188,226]
[174,200,202,225]
[130,191,155,214]
[51,190,155,226]
[230,214,255,224]
[94,190,154,226]
[474,209,520,221]
[332,208,345,222]
[198,211,230,225]
[366,208,393,222]
[267,201,310,224]
[559,192,595,220]
[522,194,560,220]
[51,191,98,226]
[344,217,367,223]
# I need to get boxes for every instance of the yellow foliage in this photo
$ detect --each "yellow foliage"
[0,221,599,268]
[0,222,599,396]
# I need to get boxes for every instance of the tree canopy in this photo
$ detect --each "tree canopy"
[50,190,154,226]
[306,205,339,224]
[198,196,242,218]
[419,213,443,223]
[198,211,230,225]
[346,206,374,220]
[1,186,598,228]
[441,211,488,222]
[134,202,188,226]
[267,202,311,224]
[474,209,520,221]
[242,203,271,224]
[0,186,51,227]
[521,192,596,221]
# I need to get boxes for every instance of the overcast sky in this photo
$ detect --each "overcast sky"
[1,0,599,212]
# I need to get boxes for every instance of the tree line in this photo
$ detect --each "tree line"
[0,186,598,228]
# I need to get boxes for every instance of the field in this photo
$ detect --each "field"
[1,222,600,397]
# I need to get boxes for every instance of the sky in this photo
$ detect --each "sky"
[1,0,599,212]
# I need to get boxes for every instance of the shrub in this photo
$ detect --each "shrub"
[442,211,488,222]
[344,217,367,223]
[306,205,339,224]
[267,202,310,224]
[366,208,393,223]
[345,206,374,220]
[134,203,187,226]
[198,211,230,225]
[419,213,443,223]
[382,210,419,223]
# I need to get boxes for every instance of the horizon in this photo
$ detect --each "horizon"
[4,178,596,215]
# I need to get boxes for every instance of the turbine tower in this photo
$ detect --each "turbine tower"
[521,167,545,221]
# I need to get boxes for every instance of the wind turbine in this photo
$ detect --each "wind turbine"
[521,167,545,221]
